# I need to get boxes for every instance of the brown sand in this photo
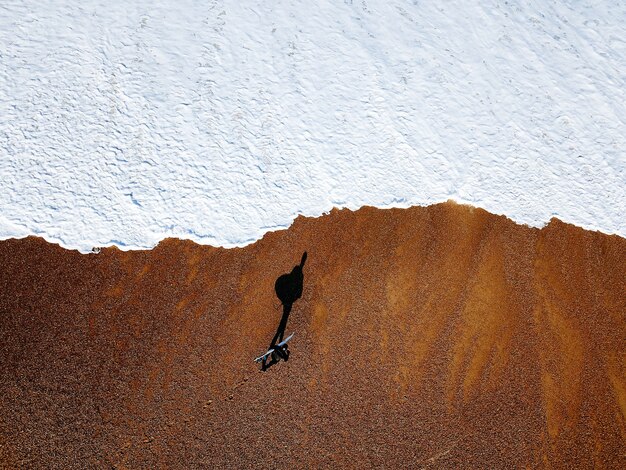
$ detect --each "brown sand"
[0,202,625,468]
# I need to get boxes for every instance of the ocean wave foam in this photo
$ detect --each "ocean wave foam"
[1,0,624,252]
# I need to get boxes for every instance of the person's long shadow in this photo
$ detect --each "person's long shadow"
[262,252,307,371]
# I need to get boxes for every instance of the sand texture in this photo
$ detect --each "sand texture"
[1,202,625,468]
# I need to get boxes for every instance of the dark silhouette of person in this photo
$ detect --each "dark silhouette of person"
[268,251,307,359]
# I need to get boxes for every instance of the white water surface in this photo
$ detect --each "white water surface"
[1,0,624,252]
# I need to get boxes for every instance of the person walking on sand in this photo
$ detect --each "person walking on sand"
[269,251,307,358]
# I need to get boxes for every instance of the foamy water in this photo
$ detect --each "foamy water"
[1,0,624,252]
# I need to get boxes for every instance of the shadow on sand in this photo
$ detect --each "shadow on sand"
[261,252,307,371]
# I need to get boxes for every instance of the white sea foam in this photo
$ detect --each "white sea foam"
[1,0,624,252]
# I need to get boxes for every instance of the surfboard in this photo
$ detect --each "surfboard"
[254,333,294,363]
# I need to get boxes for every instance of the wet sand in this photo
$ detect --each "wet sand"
[1,202,625,468]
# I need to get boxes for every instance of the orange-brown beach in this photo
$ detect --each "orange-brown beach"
[1,202,625,468]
